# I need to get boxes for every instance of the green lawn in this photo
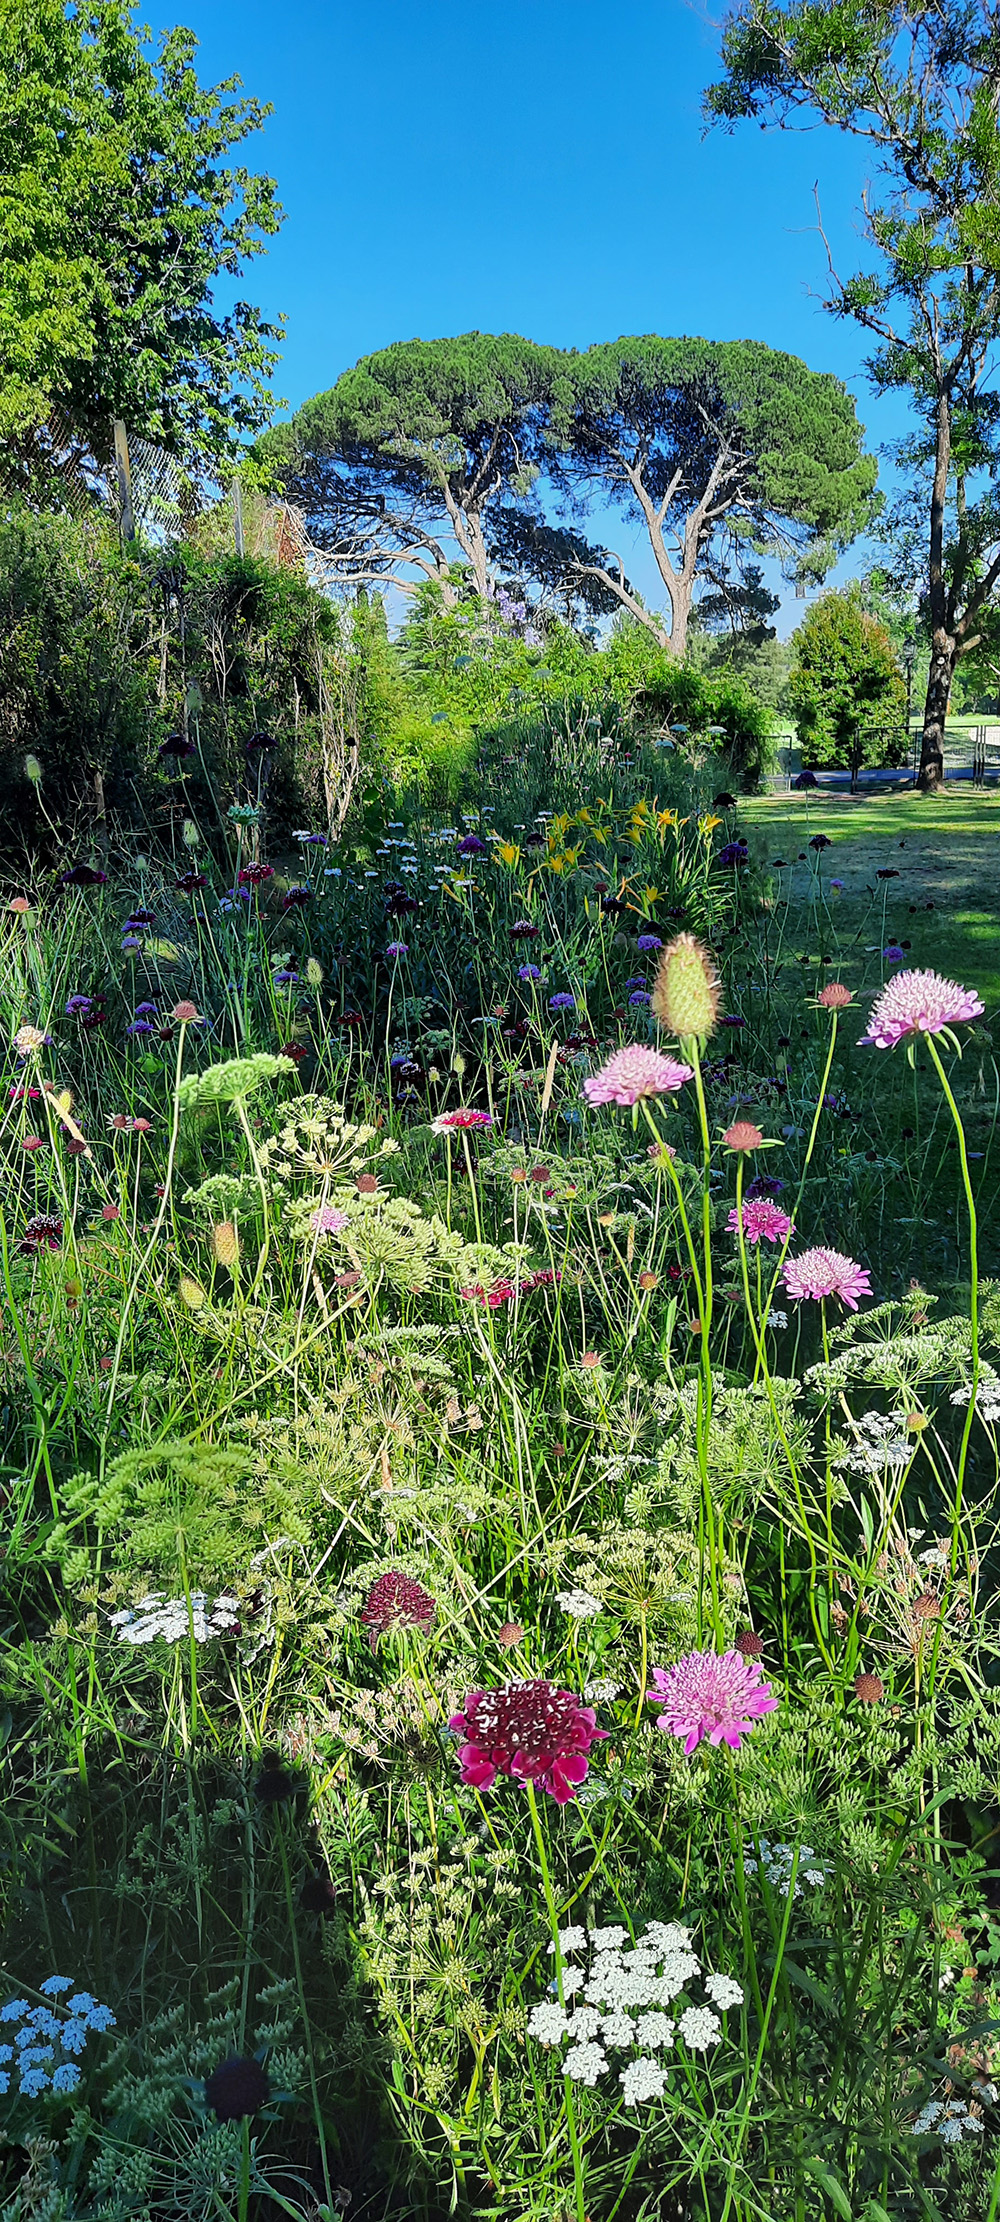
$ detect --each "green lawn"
[741,789,1000,1012]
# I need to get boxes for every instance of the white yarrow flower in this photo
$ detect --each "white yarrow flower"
[704,1972,744,2010]
[555,1588,602,1619]
[634,2012,675,2050]
[678,2006,721,2052]
[620,2057,669,2105]
[527,2003,569,2046]
[563,2041,607,2085]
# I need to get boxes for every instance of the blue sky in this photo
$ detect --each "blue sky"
[173,0,906,632]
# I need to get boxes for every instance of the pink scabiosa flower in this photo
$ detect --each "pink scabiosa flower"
[647,1649,777,1754]
[448,1679,607,1804]
[360,1571,436,1651]
[431,1108,493,1133]
[817,982,853,1010]
[727,1199,794,1245]
[780,1245,872,1312]
[860,968,984,1049]
[583,1044,693,1108]
[310,1205,349,1236]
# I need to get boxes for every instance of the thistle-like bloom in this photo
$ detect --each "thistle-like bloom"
[310,1205,349,1236]
[860,968,984,1049]
[13,1025,50,1058]
[727,1199,794,1245]
[721,1120,763,1152]
[648,1649,777,1754]
[21,1213,63,1253]
[583,1045,693,1108]
[780,1245,871,1312]
[360,1570,436,1649]
[651,934,722,1039]
[431,1108,493,1133]
[449,1679,607,1804]
[817,982,853,1009]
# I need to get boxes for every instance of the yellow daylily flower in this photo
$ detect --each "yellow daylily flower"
[643,884,661,908]
[590,825,609,845]
[698,813,723,835]
[496,841,521,867]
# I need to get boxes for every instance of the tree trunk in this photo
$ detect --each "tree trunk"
[918,635,955,791]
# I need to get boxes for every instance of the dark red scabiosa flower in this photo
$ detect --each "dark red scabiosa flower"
[509,919,540,940]
[21,1135,46,1152]
[449,1681,606,1805]
[281,884,312,911]
[19,1214,63,1254]
[875,868,899,880]
[735,1629,764,1659]
[338,1010,364,1030]
[244,728,278,754]
[854,1672,884,1703]
[713,791,737,809]
[279,1040,309,1063]
[175,870,208,892]
[745,1174,785,1201]
[238,862,275,888]
[205,2055,271,2122]
[60,865,107,887]
[809,833,832,851]
[254,1749,301,1805]
[159,731,196,760]
[385,892,418,917]
[599,897,630,917]
[300,1870,338,1916]
[360,1571,437,1652]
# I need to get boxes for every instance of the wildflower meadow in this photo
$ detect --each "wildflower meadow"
[7,1,1000,2217]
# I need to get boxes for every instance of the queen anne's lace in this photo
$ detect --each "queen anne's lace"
[109,1592,240,1645]
[527,1919,740,2102]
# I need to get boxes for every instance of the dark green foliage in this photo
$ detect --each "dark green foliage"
[0,0,282,493]
[704,0,1000,787]
[788,586,907,766]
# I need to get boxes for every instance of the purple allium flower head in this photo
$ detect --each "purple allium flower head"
[385,941,408,958]
[457,834,487,855]
[583,1045,693,1107]
[648,1649,777,1753]
[518,963,542,981]
[830,878,844,890]
[637,934,662,952]
[719,841,749,867]
[628,990,651,1007]
[745,1173,784,1200]
[781,1246,872,1311]
[721,1014,746,1028]
[448,1679,607,1804]
[310,1206,349,1236]
[549,992,576,1010]
[727,1199,794,1245]
[65,996,92,1016]
[125,1020,155,1036]
[860,968,984,1048]
[883,944,906,964]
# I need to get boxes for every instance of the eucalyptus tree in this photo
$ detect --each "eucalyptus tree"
[705,0,1000,788]
[545,336,877,659]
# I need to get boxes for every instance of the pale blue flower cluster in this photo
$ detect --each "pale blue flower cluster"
[0,1979,116,2098]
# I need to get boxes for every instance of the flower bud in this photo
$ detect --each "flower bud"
[305,957,323,987]
[651,934,721,1040]
[178,1275,207,1309]
[212,1222,240,1269]
[24,755,42,786]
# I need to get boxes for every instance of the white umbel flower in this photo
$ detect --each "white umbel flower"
[678,2006,721,2052]
[527,2003,569,2046]
[620,2057,669,2105]
[704,1973,744,2010]
[563,2042,607,2085]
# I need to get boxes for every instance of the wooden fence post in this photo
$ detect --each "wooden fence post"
[112,419,135,541]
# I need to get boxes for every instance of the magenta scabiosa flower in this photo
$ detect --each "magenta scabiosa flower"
[727,1199,794,1245]
[647,1649,777,1754]
[583,1045,693,1108]
[860,967,984,1048]
[449,1680,606,1804]
[780,1246,871,1312]
[360,1571,436,1650]
[431,1108,493,1133]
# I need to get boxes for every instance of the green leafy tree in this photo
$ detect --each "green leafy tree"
[705,0,1000,789]
[545,336,877,657]
[0,0,283,493]
[788,586,906,767]
[259,332,569,605]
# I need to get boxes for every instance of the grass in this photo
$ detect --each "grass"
[742,789,1000,1010]
[2,751,1000,2221]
